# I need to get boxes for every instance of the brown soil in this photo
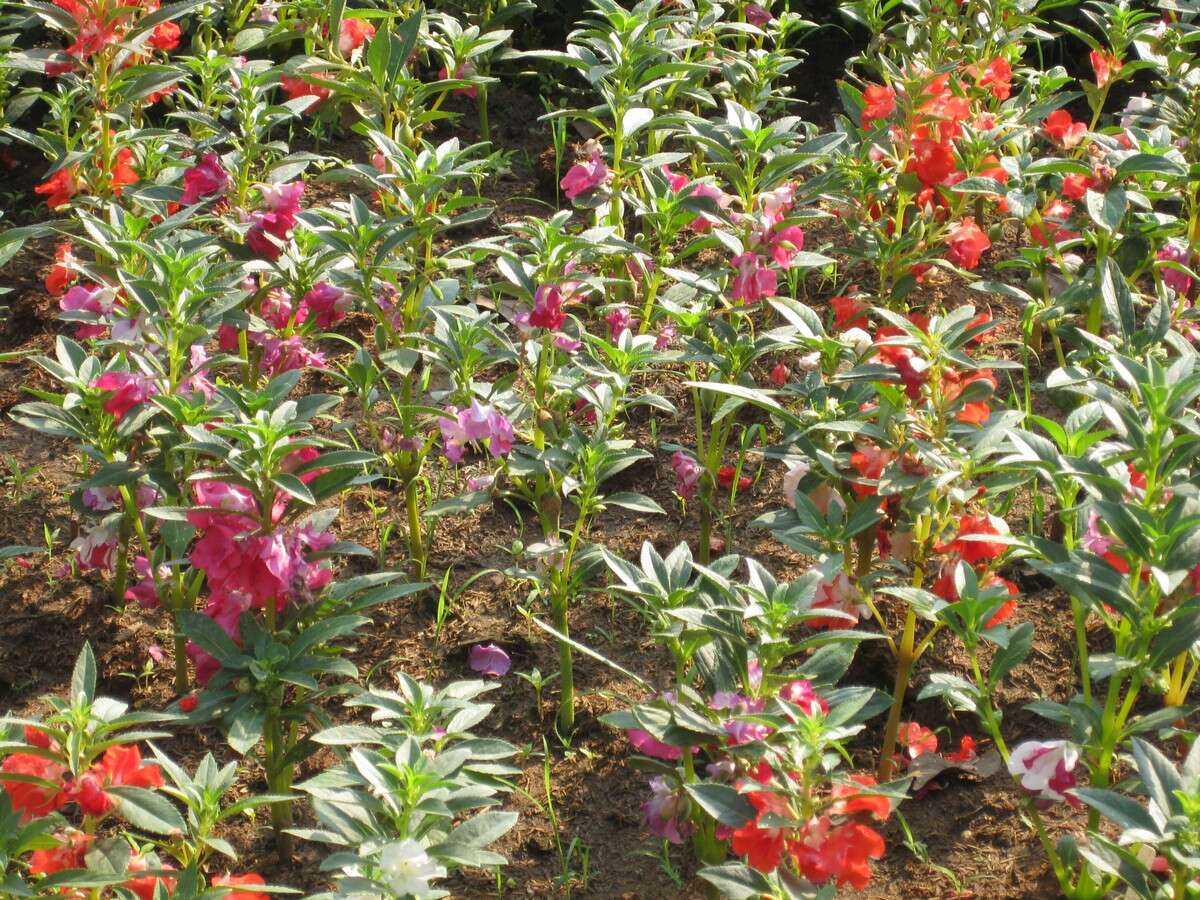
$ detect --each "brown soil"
[1,68,1194,900]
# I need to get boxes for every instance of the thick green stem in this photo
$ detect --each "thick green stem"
[405,478,425,578]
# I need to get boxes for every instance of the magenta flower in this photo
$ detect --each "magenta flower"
[626,728,682,761]
[469,643,511,677]
[1157,240,1194,296]
[91,372,157,420]
[1081,511,1119,556]
[606,305,634,339]
[303,282,349,328]
[722,718,772,745]
[654,322,677,351]
[671,451,701,500]
[1007,740,1081,808]
[778,679,829,718]
[730,252,777,304]
[260,181,306,213]
[260,289,297,329]
[61,283,113,316]
[768,225,805,268]
[439,402,515,462]
[745,2,772,26]
[180,152,229,205]
[660,165,690,192]
[259,335,326,373]
[561,150,609,200]
[438,61,478,98]
[529,284,566,330]
[246,182,305,260]
[641,777,692,845]
[125,556,166,610]
[81,486,120,511]
[685,181,733,232]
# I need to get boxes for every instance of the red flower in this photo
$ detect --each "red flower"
[0,743,68,822]
[791,817,886,890]
[211,873,269,900]
[280,73,332,108]
[935,514,1006,565]
[874,329,927,401]
[911,138,956,186]
[860,84,896,127]
[717,465,752,492]
[338,18,376,55]
[178,693,199,713]
[898,721,938,759]
[945,217,990,270]
[830,294,868,332]
[109,148,138,195]
[35,165,80,210]
[1043,110,1086,149]
[730,791,793,872]
[848,444,894,498]
[69,744,164,816]
[29,830,92,876]
[944,735,978,762]
[769,361,789,386]
[976,58,1012,100]
[830,774,890,821]
[1089,51,1121,88]
[983,574,1019,627]
[942,368,997,424]
[124,855,176,900]
[148,21,181,51]
[45,242,78,295]
[1061,173,1094,201]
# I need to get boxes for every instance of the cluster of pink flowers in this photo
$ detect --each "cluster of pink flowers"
[438,401,515,463]
[728,185,806,304]
[184,472,334,683]
[246,181,305,260]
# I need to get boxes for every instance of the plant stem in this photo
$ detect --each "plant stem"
[553,589,574,735]
[405,477,425,578]
[877,607,916,781]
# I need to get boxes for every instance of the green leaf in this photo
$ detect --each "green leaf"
[696,863,775,899]
[683,783,755,828]
[1072,788,1162,838]
[106,786,185,835]
[1098,257,1136,341]
[227,705,266,756]
[71,642,97,706]
[989,622,1034,688]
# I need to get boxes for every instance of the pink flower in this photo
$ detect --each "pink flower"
[655,323,677,350]
[91,372,157,420]
[1082,511,1119,556]
[61,284,113,316]
[180,152,229,205]
[641,777,692,844]
[437,61,478,99]
[70,522,118,572]
[686,181,733,232]
[626,728,682,761]
[125,556,168,609]
[1007,740,1080,807]
[260,181,305,214]
[529,285,566,330]
[768,225,805,268]
[338,17,375,55]
[778,680,828,717]
[259,335,326,373]
[723,718,772,745]
[606,305,634,339]
[246,182,305,259]
[809,572,866,629]
[660,165,690,192]
[82,486,121,511]
[561,150,609,200]
[468,643,511,677]
[302,282,349,328]
[671,451,701,500]
[1158,240,1194,296]
[730,253,777,304]
[260,290,297,329]
[439,403,514,462]
[745,3,772,26]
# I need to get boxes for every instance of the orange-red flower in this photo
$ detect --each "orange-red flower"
[935,514,1007,565]
[68,744,163,816]
[945,217,990,270]
[791,817,886,890]
[729,791,793,872]
[29,830,92,876]
[1043,110,1086,149]
[211,873,269,900]
[35,165,81,210]
[1089,51,1121,88]
[148,20,180,51]
[45,242,78,295]
[976,58,1012,100]
[911,138,956,186]
[830,774,891,821]
[860,84,896,128]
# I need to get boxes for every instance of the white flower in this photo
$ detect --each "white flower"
[841,327,872,356]
[1007,740,1079,804]
[782,459,810,508]
[379,840,446,898]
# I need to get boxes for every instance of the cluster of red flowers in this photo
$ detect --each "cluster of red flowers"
[35,146,138,210]
[727,771,891,889]
[0,728,162,823]
[48,0,180,71]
